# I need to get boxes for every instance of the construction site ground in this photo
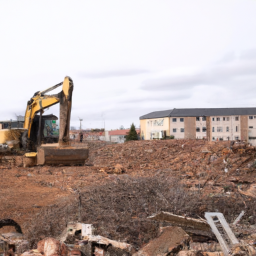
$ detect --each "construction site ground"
[1,139,256,249]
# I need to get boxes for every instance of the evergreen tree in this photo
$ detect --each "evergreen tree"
[125,123,138,141]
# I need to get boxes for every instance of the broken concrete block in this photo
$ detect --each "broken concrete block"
[133,226,190,256]
[37,240,45,254]
[21,250,43,256]
[37,238,68,256]
[177,252,224,256]
[43,238,61,256]
[201,253,224,256]
[189,243,221,252]
[84,235,132,251]
[149,211,214,239]
[70,249,82,256]
[148,212,210,231]
[105,246,131,256]
[176,251,196,256]
[94,247,105,256]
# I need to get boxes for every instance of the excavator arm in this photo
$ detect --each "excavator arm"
[22,76,88,165]
[23,76,73,145]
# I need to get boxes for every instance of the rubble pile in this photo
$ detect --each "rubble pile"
[2,139,256,256]
[24,171,256,251]
[89,140,256,197]
[20,216,256,256]
[89,140,255,174]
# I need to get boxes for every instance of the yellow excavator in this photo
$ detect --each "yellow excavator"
[21,76,88,165]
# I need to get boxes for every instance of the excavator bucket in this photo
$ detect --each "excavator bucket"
[37,144,89,165]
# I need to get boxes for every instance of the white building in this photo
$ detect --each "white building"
[140,108,256,145]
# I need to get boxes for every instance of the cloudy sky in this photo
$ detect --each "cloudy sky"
[1,1,256,130]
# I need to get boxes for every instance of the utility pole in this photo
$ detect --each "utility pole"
[79,118,83,131]
[101,112,106,141]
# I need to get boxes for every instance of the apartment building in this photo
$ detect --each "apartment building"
[140,108,256,145]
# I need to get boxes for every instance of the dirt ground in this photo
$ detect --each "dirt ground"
[1,139,256,248]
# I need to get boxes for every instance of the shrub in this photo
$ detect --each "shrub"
[125,123,138,142]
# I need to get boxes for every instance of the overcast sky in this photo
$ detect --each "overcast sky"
[1,0,256,130]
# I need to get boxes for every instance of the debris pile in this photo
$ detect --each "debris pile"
[89,140,255,173]
[24,171,256,252]
[1,139,256,256]
[88,140,256,197]
[19,211,256,256]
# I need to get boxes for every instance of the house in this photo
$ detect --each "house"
[109,129,140,143]
[140,108,256,145]
[0,120,24,129]
[69,130,106,141]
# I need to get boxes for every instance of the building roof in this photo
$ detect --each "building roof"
[140,107,256,119]
[109,129,140,136]
[139,109,173,120]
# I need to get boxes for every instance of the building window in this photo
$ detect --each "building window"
[180,128,184,132]
[226,126,229,132]
[223,117,225,121]
[212,127,215,132]
[217,127,223,132]
[217,117,220,121]
[249,116,253,119]
[212,137,215,140]
[235,136,239,140]
[235,116,239,121]
[212,117,215,121]
[180,118,184,122]
[227,136,230,140]
[254,116,256,119]
[153,119,164,126]
[172,118,177,122]
[173,128,177,133]
[202,117,206,121]
[196,117,200,121]
[196,127,200,132]
[202,127,207,132]
[227,117,230,121]
[236,126,238,132]
[249,126,253,129]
